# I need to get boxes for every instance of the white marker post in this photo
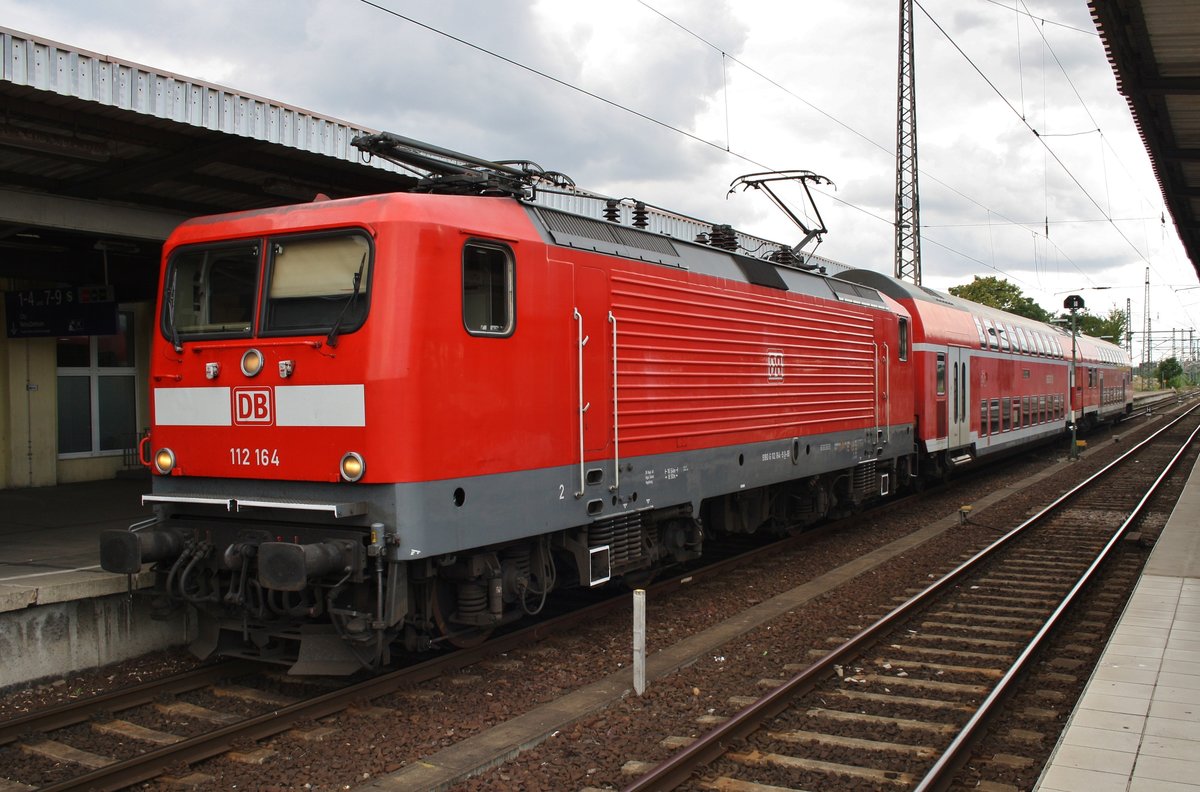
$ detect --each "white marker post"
[633,589,646,695]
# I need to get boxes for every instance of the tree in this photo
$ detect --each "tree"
[948,276,1051,321]
[1157,356,1183,388]
[1066,306,1127,345]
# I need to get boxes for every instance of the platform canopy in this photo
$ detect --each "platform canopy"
[1091,0,1200,280]
[0,26,415,299]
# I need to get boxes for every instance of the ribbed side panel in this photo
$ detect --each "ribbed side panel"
[612,268,877,445]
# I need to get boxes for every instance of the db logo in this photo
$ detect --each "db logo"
[766,350,785,382]
[233,387,273,425]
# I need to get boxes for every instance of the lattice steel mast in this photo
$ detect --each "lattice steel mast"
[894,0,922,284]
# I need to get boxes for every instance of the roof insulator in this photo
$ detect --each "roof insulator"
[632,201,649,228]
[710,224,737,251]
[603,199,620,223]
[768,246,799,267]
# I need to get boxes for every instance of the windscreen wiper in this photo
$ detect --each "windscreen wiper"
[325,252,366,348]
[166,269,182,352]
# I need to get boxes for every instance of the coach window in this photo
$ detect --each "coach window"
[463,242,515,337]
[1001,397,1012,431]
[973,316,987,348]
[981,400,988,435]
[990,399,1001,434]
[1022,396,1031,427]
[57,310,137,456]
[936,353,946,395]
[262,231,372,336]
[898,317,909,361]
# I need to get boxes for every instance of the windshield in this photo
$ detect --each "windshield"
[162,230,372,343]
[165,244,259,339]
[262,233,372,335]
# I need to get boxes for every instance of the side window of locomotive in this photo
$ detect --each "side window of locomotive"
[463,242,515,337]
[164,244,259,339]
[262,232,372,335]
[898,318,909,361]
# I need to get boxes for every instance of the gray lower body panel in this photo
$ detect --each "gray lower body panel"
[152,422,915,558]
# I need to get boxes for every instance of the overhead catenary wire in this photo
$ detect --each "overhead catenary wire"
[914,2,1152,272]
[638,0,1102,285]
[921,0,1195,327]
[356,0,1188,321]
[355,0,771,172]
[981,0,1100,37]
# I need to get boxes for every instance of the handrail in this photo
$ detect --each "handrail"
[574,308,589,498]
[873,342,880,441]
[609,311,620,492]
[884,342,891,444]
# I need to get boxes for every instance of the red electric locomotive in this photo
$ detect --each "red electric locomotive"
[100,134,920,672]
[100,133,1127,673]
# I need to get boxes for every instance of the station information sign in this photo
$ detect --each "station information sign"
[4,286,118,338]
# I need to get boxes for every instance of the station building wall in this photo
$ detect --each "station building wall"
[0,297,153,488]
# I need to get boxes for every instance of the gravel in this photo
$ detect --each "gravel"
[0,411,1175,792]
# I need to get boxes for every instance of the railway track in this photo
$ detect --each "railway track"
[0,412,1173,791]
[621,405,1200,792]
[0,501,867,791]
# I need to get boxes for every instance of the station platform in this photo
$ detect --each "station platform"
[0,475,189,689]
[0,475,152,612]
[1034,455,1200,791]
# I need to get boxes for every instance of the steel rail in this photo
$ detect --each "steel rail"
[622,403,1200,792]
[914,412,1200,792]
[0,660,255,747]
[7,412,1149,790]
[25,504,854,791]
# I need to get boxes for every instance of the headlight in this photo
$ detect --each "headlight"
[154,448,176,474]
[340,452,365,482]
[241,348,264,377]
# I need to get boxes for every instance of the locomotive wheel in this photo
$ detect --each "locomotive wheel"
[431,580,496,649]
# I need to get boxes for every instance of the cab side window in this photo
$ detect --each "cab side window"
[463,242,515,337]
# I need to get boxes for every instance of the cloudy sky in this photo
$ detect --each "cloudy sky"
[3,0,1195,358]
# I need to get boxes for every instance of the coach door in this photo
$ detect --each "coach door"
[948,346,970,449]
